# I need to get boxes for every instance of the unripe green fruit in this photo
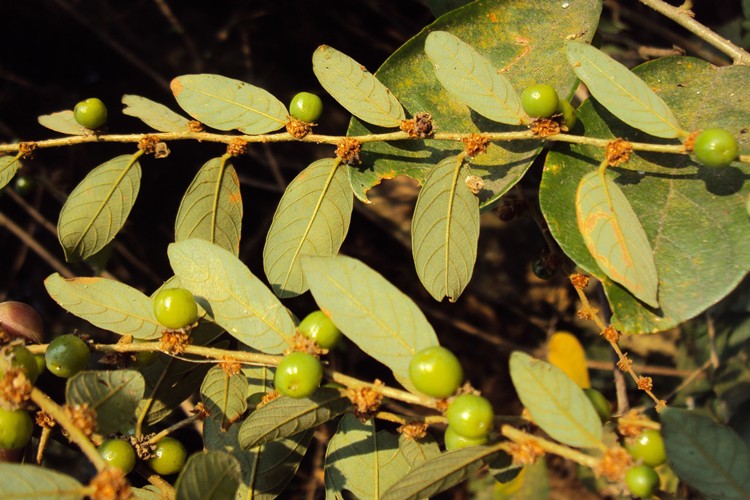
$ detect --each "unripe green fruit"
[583,388,611,423]
[1,345,40,383]
[625,428,667,467]
[147,437,187,475]
[274,352,323,398]
[153,288,198,330]
[289,92,323,123]
[45,334,90,378]
[99,438,136,474]
[408,346,463,398]
[0,408,33,450]
[556,99,577,129]
[625,464,659,498]
[73,98,108,130]
[298,310,342,349]
[521,84,560,118]
[693,128,738,167]
[444,426,487,451]
[445,393,494,439]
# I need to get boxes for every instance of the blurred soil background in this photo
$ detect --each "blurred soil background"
[0,0,746,497]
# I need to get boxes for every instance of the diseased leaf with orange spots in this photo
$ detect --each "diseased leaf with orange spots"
[575,170,659,309]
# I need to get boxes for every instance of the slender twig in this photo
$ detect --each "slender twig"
[501,425,603,466]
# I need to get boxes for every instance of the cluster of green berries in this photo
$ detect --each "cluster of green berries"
[73,98,108,130]
[520,83,576,129]
[622,428,667,497]
[98,436,187,476]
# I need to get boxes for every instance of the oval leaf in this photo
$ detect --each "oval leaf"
[263,158,353,298]
[380,444,503,500]
[546,331,590,389]
[57,154,142,261]
[0,155,22,190]
[200,365,248,429]
[301,255,438,386]
[175,157,243,255]
[0,463,83,499]
[565,41,683,138]
[44,273,162,339]
[662,407,750,500]
[238,387,350,450]
[509,351,603,449]
[168,239,295,353]
[122,94,191,132]
[37,110,86,136]
[424,31,523,125]
[170,74,287,134]
[411,156,480,302]
[313,45,405,127]
[66,370,145,436]
[174,451,242,500]
[576,170,659,308]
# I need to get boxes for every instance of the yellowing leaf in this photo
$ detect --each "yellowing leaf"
[576,170,659,309]
[546,331,590,389]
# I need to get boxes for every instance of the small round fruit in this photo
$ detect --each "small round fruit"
[408,346,463,398]
[3,345,41,383]
[583,388,611,423]
[0,301,45,344]
[693,128,738,167]
[298,310,342,349]
[147,437,187,475]
[445,393,494,439]
[625,429,667,467]
[274,352,323,398]
[556,99,577,129]
[73,98,108,130]
[521,84,560,118]
[289,92,323,123]
[532,259,555,280]
[13,175,34,197]
[45,334,90,378]
[153,288,198,330]
[0,408,33,450]
[625,464,659,498]
[444,426,488,451]
[99,438,136,474]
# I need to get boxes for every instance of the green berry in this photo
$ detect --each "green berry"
[2,345,41,383]
[625,464,659,498]
[73,98,108,130]
[408,346,463,399]
[99,438,136,474]
[153,288,198,330]
[13,175,34,197]
[693,128,738,167]
[556,99,577,129]
[0,408,33,450]
[45,334,90,378]
[289,92,323,123]
[521,84,560,118]
[147,437,187,475]
[583,388,611,423]
[274,352,323,398]
[625,429,667,467]
[444,426,487,451]
[445,393,494,439]
[298,310,342,349]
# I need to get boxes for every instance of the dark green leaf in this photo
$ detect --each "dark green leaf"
[200,365,248,429]
[662,407,750,500]
[66,370,144,436]
[57,154,141,261]
[174,451,241,500]
[263,158,353,298]
[122,94,191,132]
[0,155,22,190]
[175,157,243,255]
[0,463,84,499]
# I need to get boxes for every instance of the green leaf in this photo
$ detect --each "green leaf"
[238,387,350,449]
[565,41,683,139]
[494,460,549,499]
[312,45,405,127]
[44,274,162,340]
[325,415,438,499]
[122,94,191,132]
[200,365,248,429]
[346,0,601,207]
[301,255,438,386]
[509,351,603,449]
[661,408,750,500]
[66,370,144,436]
[576,170,659,308]
[204,418,312,500]
[170,74,287,134]
[132,485,166,499]
[57,153,142,261]
[411,155,480,302]
[424,31,523,125]
[37,110,86,136]
[379,444,503,500]
[0,155,21,190]
[540,57,750,333]
[174,451,242,500]
[242,363,274,400]
[175,157,243,255]
[0,463,84,499]
[263,158,353,298]
[168,239,295,354]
